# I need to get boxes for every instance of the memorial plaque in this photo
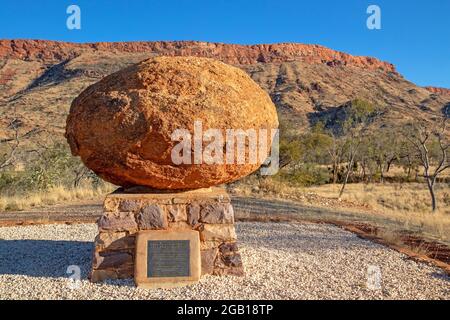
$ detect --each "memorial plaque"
[147,240,190,277]
[135,230,201,288]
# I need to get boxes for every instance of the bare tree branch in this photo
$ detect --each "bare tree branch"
[0,126,20,170]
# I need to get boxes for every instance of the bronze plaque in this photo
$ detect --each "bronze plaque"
[147,240,190,277]
[135,230,201,289]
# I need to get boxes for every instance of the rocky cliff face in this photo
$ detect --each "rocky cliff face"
[425,86,450,96]
[0,40,396,72]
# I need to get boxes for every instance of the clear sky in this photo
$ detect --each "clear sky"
[0,0,449,88]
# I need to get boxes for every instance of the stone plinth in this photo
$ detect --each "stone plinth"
[90,187,244,282]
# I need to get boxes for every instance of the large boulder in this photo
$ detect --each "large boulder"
[65,56,278,189]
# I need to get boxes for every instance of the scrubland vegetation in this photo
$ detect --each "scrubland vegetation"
[272,99,449,210]
[233,99,449,242]
[0,184,112,212]
[0,99,448,242]
[0,141,113,211]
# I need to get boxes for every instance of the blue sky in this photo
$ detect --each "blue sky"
[0,0,449,88]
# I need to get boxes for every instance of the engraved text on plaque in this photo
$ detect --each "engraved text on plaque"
[147,240,190,277]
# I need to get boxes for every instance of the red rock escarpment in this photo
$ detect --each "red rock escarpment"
[0,39,396,72]
[424,86,450,96]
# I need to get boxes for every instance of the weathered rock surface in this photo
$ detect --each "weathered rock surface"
[425,86,450,96]
[98,212,138,232]
[167,204,187,222]
[199,224,237,242]
[65,56,278,189]
[200,203,234,224]
[136,204,167,229]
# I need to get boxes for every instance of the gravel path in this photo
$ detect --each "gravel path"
[0,222,448,300]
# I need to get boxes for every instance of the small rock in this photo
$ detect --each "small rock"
[136,205,167,229]
[187,203,200,226]
[92,251,133,270]
[95,232,135,251]
[200,203,234,224]
[118,200,141,212]
[199,224,237,242]
[167,204,187,222]
[201,248,218,275]
[98,212,138,232]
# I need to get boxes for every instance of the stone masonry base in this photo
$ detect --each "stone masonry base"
[91,187,244,283]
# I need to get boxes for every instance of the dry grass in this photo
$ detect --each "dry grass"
[233,177,450,243]
[306,183,449,214]
[375,229,431,256]
[306,183,450,243]
[0,184,114,212]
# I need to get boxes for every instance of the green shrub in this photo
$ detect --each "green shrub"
[278,164,330,186]
[0,171,24,192]
[0,142,102,195]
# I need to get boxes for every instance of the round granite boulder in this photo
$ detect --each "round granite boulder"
[65,56,278,189]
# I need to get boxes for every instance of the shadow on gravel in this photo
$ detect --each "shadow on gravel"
[0,240,93,279]
[431,272,450,282]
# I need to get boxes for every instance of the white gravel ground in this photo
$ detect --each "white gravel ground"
[0,222,448,300]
